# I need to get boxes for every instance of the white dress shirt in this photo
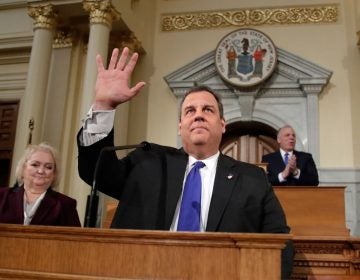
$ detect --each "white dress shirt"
[170,152,219,232]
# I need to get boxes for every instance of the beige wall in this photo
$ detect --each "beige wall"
[349,0,360,167]
[120,0,360,168]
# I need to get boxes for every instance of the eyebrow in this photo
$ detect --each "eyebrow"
[183,104,216,110]
[28,160,55,165]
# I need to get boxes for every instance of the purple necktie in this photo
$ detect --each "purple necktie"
[177,161,205,231]
[284,152,289,165]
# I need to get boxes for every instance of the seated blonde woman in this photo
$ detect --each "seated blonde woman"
[0,143,81,226]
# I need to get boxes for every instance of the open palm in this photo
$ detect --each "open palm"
[94,47,145,110]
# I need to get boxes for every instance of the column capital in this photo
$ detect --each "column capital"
[53,28,76,49]
[117,32,144,54]
[83,0,121,28]
[301,84,323,95]
[28,4,57,30]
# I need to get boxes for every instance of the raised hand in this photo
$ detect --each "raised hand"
[93,47,146,110]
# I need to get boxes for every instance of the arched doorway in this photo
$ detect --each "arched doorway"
[220,121,278,164]
[0,101,19,188]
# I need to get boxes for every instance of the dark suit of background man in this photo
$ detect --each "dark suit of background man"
[262,125,319,186]
[77,47,294,279]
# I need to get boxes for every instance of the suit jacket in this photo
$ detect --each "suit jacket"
[262,150,319,186]
[0,185,81,227]
[77,129,294,278]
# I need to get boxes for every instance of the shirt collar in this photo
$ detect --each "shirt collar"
[280,148,293,157]
[188,151,220,172]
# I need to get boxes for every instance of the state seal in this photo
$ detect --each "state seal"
[215,28,277,88]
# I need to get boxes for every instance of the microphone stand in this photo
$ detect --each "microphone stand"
[84,143,148,228]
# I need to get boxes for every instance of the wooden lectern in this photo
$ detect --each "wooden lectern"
[274,187,349,237]
[0,224,289,280]
[274,186,360,280]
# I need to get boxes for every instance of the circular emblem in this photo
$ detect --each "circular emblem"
[215,28,277,88]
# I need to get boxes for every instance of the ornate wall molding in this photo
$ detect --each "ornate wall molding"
[53,28,76,49]
[112,31,145,54]
[27,4,58,30]
[161,4,338,32]
[83,0,120,28]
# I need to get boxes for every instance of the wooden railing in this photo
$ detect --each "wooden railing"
[0,224,289,280]
[1,186,358,280]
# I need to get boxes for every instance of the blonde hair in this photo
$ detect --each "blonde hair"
[15,142,60,188]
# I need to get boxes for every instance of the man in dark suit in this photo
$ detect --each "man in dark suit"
[262,125,319,186]
[77,47,293,279]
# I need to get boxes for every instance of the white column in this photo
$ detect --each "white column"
[20,4,57,145]
[303,85,321,165]
[80,0,120,118]
[12,4,57,175]
[73,0,120,225]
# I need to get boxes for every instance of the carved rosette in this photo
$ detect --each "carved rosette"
[28,4,57,30]
[83,0,121,28]
[161,5,338,31]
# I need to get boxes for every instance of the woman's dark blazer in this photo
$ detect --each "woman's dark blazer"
[0,185,81,227]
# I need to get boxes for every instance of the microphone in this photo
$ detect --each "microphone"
[84,141,150,227]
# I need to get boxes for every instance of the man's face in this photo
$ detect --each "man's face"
[277,127,296,152]
[178,91,225,158]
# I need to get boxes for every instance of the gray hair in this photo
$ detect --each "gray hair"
[277,125,295,140]
[15,142,60,188]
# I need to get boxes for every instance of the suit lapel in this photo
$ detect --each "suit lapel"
[206,154,238,231]
[276,151,285,167]
[31,190,56,224]
[12,187,25,224]
[293,150,303,167]
[164,150,188,228]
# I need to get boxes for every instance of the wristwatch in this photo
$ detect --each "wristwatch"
[293,169,299,176]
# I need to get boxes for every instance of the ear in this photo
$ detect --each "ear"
[178,122,181,136]
[221,119,226,134]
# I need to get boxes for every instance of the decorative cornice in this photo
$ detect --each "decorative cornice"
[83,0,121,28]
[53,29,76,49]
[301,84,326,94]
[161,4,338,32]
[0,0,26,10]
[112,32,145,54]
[27,4,57,30]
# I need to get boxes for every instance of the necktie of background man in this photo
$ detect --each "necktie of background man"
[284,152,289,165]
[177,161,205,231]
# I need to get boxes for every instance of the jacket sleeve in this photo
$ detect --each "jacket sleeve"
[77,128,130,199]
[59,197,81,227]
[297,153,319,186]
